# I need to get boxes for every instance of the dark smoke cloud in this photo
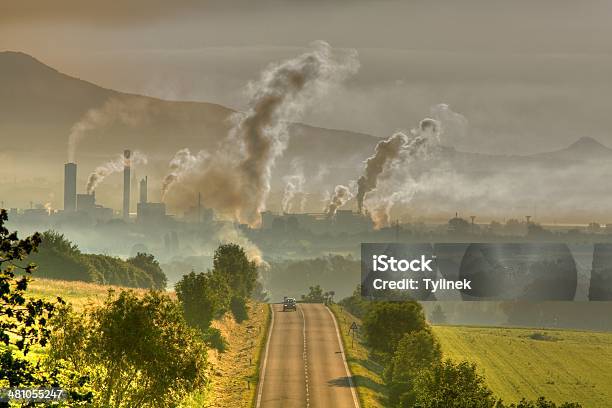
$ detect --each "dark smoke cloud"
[164,41,359,226]
[356,132,408,213]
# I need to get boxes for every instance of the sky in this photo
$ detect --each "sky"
[2,0,612,154]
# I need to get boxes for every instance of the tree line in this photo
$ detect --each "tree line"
[340,288,582,408]
[29,231,167,289]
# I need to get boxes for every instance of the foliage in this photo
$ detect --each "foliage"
[212,243,257,299]
[0,210,91,404]
[384,330,442,406]
[362,301,427,355]
[505,398,581,408]
[30,231,167,289]
[409,360,498,408]
[301,284,326,303]
[265,255,359,300]
[339,285,368,318]
[176,271,230,339]
[48,290,207,408]
[127,252,167,290]
[230,295,249,323]
[203,327,228,353]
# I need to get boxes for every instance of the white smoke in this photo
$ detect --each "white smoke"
[161,148,208,201]
[325,184,353,217]
[281,159,306,213]
[363,114,447,228]
[214,222,268,267]
[163,41,359,227]
[67,97,153,163]
[86,151,147,194]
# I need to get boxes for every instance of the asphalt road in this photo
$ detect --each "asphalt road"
[256,303,360,408]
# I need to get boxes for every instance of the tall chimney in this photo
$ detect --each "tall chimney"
[139,176,148,204]
[123,150,131,219]
[64,162,77,212]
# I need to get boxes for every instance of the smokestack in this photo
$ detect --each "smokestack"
[139,176,148,204]
[123,150,131,219]
[64,162,77,212]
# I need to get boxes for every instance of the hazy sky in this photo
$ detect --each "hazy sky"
[2,0,612,154]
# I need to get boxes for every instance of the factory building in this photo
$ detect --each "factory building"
[64,162,77,212]
[136,175,168,224]
[260,210,373,234]
[76,192,113,222]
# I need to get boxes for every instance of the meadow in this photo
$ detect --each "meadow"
[332,305,612,408]
[434,325,612,408]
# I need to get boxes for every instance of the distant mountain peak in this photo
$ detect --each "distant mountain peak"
[567,136,607,151]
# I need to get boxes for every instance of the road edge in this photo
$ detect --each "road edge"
[254,303,274,408]
[326,305,361,408]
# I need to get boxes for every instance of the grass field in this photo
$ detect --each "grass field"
[27,277,150,311]
[331,304,612,408]
[433,325,612,408]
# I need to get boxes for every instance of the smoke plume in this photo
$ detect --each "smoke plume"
[163,41,358,226]
[86,151,147,194]
[356,132,408,214]
[362,117,442,228]
[281,160,306,213]
[67,97,153,162]
[215,222,267,266]
[326,184,353,217]
[161,148,208,201]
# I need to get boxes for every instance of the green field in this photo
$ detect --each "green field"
[332,305,612,408]
[434,325,612,407]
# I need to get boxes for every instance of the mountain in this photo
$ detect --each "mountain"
[1,51,610,212]
[0,51,379,208]
[530,136,612,162]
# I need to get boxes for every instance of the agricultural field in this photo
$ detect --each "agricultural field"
[332,304,612,408]
[434,325,612,408]
[27,277,151,311]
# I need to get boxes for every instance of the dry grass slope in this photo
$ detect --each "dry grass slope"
[203,303,270,408]
[330,304,387,408]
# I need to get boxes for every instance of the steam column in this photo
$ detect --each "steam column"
[64,162,77,212]
[123,150,131,220]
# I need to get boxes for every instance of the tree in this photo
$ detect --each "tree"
[362,301,427,355]
[505,398,581,408]
[301,285,326,303]
[127,252,167,290]
[409,360,498,408]
[175,271,230,334]
[384,329,442,406]
[0,210,93,404]
[49,290,207,408]
[212,243,258,299]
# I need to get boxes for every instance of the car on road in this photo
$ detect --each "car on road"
[283,297,297,311]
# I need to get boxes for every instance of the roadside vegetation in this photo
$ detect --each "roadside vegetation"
[338,287,584,408]
[0,210,268,407]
